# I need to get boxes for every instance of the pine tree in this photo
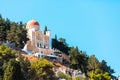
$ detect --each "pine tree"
[44,25,47,35]
[30,59,54,80]
[87,55,100,71]
[3,59,24,80]
[55,34,57,40]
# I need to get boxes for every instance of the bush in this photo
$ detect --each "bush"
[57,72,72,80]
[89,69,111,80]
[74,75,87,80]
[30,59,55,80]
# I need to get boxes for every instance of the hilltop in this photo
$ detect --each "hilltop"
[0,15,117,80]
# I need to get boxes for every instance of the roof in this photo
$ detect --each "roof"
[26,20,40,30]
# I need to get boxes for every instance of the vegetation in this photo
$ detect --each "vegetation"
[52,36,70,55]
[68,46,115,79]
[0,15,28,48]
[69,47,88,76]
[0,44,16,61]
[3,59,24,80]
[44,25,48,35]
[0,45,29,80]
[0,45,56,80]
[30,59,54,80]
[87,55,100,71]
[0,14,117,80]
[52,37,115,79]
[57,72,72,80]
[0,45,25,80]
[89,69,111,80]
[74,75,87,80]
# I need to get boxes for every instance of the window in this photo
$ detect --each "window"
[39,43,42,48]
[37,43,39,47]
[44,45,46,48]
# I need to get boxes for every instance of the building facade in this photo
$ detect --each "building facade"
[22,19,71,63]
[22,20,53,54]
[26,20,51,49]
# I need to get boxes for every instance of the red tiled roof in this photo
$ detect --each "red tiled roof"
[27,45,36,51]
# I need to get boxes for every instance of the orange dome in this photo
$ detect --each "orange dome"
[26,20,40,30]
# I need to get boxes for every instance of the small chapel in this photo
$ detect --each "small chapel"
[23,20,53,54]
[22,19,69,63]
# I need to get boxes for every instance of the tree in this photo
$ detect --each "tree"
[69,46,79,69]
[16,53,31,80]
[55,34,57,40]
[6,22,18,43]
[0,45,31,80]
[0,45,16,79]
[87,55,100,71]
[69,47,88,75]
[30,59,54,80]
[0,60,3,80]
[3,59,24,80]
[0,18,11,42]
[89,69,111,80]
[44,25,47,35]
[100,60,115,78]
[0,26,6,42]
[59,38,66,45]
[77,51,88,75]
[15,26,28,48]
[74,75,87,80]
[57,72,72,80]
[0,45,16,61]
[0,14,28,48]
[6,22,28,48]
[52,38,70,55]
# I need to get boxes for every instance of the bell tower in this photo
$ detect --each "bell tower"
[46,30,52,49]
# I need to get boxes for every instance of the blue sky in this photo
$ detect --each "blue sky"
[0,0,120,76]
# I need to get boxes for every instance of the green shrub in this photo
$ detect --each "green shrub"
[74,75,86,80]
[57,72,72,80]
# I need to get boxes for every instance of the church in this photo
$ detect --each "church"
[22,19,69,62]
[23,20,53,55]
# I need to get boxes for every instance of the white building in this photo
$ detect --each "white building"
[22,20,59,60]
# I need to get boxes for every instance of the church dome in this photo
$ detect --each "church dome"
[26,20,40,30]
